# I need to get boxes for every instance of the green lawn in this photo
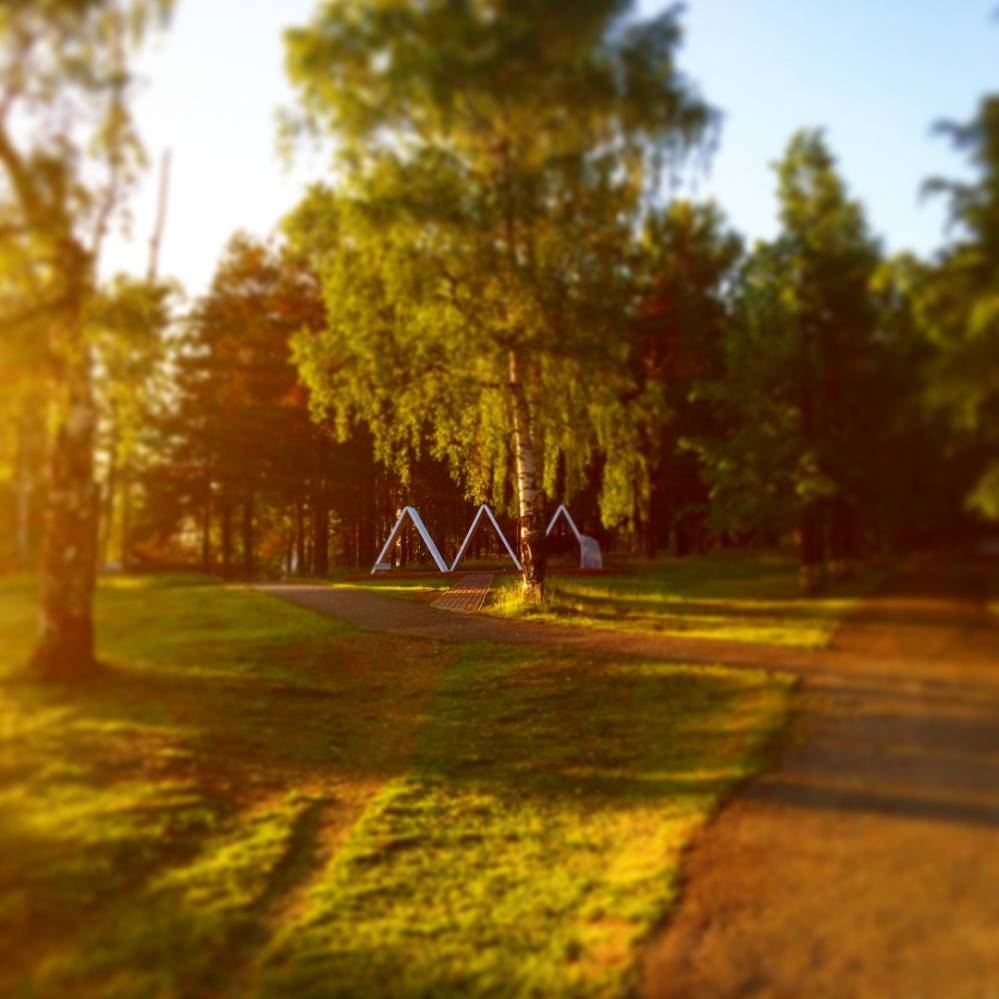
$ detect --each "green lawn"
[1,574,791,997]
[331,574,453,602]
[487,551,887,648]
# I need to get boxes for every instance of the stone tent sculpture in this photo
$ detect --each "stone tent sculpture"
[546,504,603,569]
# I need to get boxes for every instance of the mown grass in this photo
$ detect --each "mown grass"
[488,551,887,648]
[331,574,452,602]
[0,574,443,996]
[260,645,790,997]
[1,574,791,996]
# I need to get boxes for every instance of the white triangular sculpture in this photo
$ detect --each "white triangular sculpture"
[371,506,449,574]
[450,503,522,572]
[546,504,603,570]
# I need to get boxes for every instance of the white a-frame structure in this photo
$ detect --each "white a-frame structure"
[546,504,582,543]
[546,504,603,569]
[371,506,449,574]
[450,503,522,572]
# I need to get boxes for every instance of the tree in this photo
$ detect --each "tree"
[920,96,999,519]
[91,275,173,569]
[690,130,882,589]
[0,0,173,678]
[622,199,742,555]
[283,0,714,599]
[147,235,328,576]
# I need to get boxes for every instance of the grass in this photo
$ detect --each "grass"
[487,551,887,648]
[331,574,453,602]
[1,574,791,996]
[260,646,790,997]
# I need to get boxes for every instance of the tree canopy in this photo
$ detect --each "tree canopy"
[283,0,716,595]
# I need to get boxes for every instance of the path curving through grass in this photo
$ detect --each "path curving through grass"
[0,574,791,996]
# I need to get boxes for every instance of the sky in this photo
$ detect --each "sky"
[101,0,999,298]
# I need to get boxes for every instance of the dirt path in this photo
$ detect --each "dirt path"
[644,559,999,998]
[259,560,999,997]
[257,581,824,672]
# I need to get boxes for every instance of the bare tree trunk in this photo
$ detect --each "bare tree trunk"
[799,505,827,594]
[295,498,306,575]
[242,488,254,577]
[14,410,39,571]
[312,488,329,577]
[100,419,119,568]
[119,468,131,569]
[200,487,212,572]
[220,496,233,577]
[30,339,99,681]
[509,350,546,601]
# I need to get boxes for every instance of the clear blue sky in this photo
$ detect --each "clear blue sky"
[101,0,999,297]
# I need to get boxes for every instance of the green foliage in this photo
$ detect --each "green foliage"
[609,199,742,542]
[141,235,327,568]
[283,1,714,521]
[920,96,999,519]
[0,0,174,317]
[688,130,885,566]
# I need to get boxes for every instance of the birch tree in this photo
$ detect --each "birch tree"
[283,0,713,598]
[0,0,172,678]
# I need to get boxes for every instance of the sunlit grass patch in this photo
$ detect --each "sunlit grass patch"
[329,575,452,602]
[258,645,792,997]
[0,575,444,995]
[1,574,791,996]
[488,552,886,647]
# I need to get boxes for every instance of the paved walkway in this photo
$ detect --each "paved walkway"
[432,572,494,613]
[257,560,999,997]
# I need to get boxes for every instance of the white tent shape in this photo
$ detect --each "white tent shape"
[371,506,449,574]
[450,503,522,572]
[546,504,603,569]
[546,504,582,542]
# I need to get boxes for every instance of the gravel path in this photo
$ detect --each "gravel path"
[257,581,823,672]
[643,558,999,998]
[257,559,999,997]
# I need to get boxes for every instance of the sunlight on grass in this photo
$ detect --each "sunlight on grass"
[1,575,791,995]
[259,646,791,997]
[487,552,887,648]
[329,576,452,602]
[0,575,444,994]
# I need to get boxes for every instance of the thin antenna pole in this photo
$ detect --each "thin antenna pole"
[147,148,171,282]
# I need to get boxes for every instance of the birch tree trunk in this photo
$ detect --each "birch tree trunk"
[30,331,100,680]
[509,350,546,601]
